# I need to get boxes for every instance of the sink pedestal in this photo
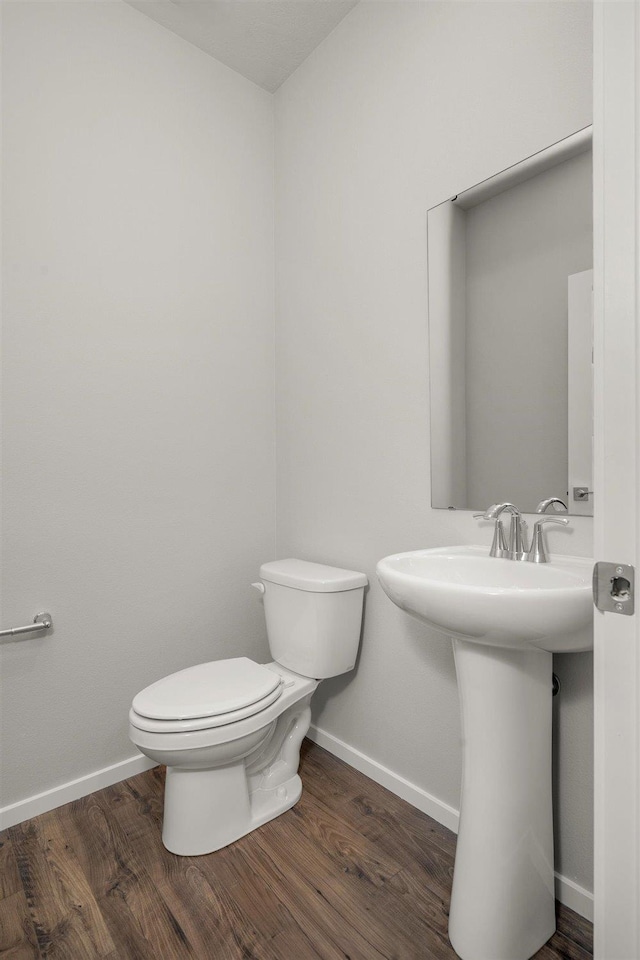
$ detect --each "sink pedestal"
[376,546,593,958]
[448,639,556,960]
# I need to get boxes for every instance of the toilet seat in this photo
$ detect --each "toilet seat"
[130,657,284,734]
[130,663,317,750]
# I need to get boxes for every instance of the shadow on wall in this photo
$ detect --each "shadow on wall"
[311,583,371,720]
[552,649,594,878]
[311,589,458,724]
[403,615,459,686]
[312,671,354,720]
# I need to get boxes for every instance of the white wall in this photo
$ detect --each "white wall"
[1,1,274,806]
[275,1,594,892]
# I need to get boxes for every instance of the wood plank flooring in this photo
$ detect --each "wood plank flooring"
[1,740,592,959]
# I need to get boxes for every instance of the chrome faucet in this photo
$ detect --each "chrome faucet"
[475,503,528,560]
[526,517,569,563]
[477,501,571,562]
[535,497,568,514]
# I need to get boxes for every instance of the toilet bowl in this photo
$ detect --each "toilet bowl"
[130,660,317,855]
[129,559,367,856]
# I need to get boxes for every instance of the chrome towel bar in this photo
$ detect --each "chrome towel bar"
[0,611,53,639]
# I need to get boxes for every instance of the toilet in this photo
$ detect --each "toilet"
[129,558,367,856]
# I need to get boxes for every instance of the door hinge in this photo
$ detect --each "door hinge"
[593,562,635,615]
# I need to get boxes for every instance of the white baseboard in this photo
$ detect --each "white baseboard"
[0,754,157,831]
[307,722,460,831]
[307,723,594,923]
[554,872,594,923]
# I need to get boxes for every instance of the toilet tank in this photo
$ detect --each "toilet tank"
[259,559,367,679]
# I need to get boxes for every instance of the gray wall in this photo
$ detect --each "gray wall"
[465,151,593,512]
[1,1,274,805]
[275,1,594,891]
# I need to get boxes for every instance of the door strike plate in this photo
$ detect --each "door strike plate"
[593,561,635,615]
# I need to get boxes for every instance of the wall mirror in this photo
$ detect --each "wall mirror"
[428,126,593,517]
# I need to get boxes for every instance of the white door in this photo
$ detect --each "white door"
[593,3,640,957]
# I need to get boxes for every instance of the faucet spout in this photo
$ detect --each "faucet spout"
[486,504,527,558]
[476,503,527,559]
[507,513,528,560]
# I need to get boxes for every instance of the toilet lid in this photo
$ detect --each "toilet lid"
[132,657,282,721]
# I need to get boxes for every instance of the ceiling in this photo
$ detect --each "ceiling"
[125,0,359,92]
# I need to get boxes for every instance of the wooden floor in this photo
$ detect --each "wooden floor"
[1,741,592,960]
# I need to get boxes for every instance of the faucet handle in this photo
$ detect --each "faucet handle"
[490,520,509,558]
[474,514,508,558]
[526,517,569,563]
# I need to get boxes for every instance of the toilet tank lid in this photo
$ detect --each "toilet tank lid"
[260,559,368,593]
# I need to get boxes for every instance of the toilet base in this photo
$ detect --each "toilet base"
[159,694,314,856]
[162,766,303,856]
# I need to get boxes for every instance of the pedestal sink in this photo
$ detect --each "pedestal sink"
[376,545,593,960]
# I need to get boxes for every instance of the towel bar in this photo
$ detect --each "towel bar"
[0,612,53,639]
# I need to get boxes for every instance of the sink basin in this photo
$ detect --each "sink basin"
[376,544,594,960]
[376,545,593,651]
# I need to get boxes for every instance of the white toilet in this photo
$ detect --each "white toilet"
[129,558,367,856]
